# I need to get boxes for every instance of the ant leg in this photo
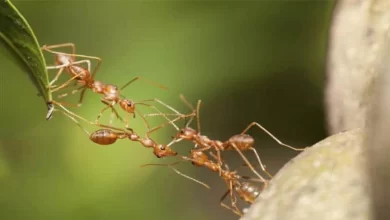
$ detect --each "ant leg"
[230,143,267,183]
[170,167,210,189]
[195,100,202,134]
[241,122,306,151]
[208,149,223,166]
[240,176,269,188]
[57,86,84,100]
[138,98,182,116]
[140,98,197,130]
[48,68,65,87]
[209,150,225,176]
[50,72,84,93]
[249,147,273,178]
[46,63,68,70]
[135,109,151,131]
[41,43,76,54]
[179,94,201,128]
[49,59,91,91]
[141,162,210,189]
[229,181,241,215]
[51,101,127,133]
[146,112,195,136]
[55,109,90,136]
[143,100,196,136]
[57,54,103,106]
[77,56,102,103]
[179,94,195,110]
[69,59,92,72]
[42,45,101,76]
[120,76,167,91]
[42,44,102,82]
[220,188,243,216]
[125,112,131,129]
[77,88,88,107]
[96,100,114,124]
[109,111,116,125]
[137,102,181,131]
[51,101,92,124]
[95,99,125,124]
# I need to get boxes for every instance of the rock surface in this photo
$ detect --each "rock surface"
[241,129,371,220]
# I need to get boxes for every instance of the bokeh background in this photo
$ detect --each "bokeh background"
[0,1,334,220]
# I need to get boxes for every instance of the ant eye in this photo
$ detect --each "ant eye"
[160,146,166,150]
[127,102,133,107]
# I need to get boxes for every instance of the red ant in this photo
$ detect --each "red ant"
[175,95,305,179]
[233,180,263,205]
[146,95,291,182]
[143,149,267,216]
[64,104,196,158]
[86,112,211,188]
[42,43,171,128]
[41,43,102,101]
[220,174,266,216]
[89,128,178,158]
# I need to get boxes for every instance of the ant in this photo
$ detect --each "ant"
[89,128,178,158]
[176,95,305,179]
[41,43,102,101]
[143,149,267,216]
[42,43,170,127]
[146,95,288,182]
[86,112,211,188]
[63,102,197,158]
[219,173,266,216]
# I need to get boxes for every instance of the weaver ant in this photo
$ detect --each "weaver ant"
[66,103,197,158]
[42,43,169,127]
[146,95,291,181]
[143,149,267,216]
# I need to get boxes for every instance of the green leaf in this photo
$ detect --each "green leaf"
[0,0,53,115]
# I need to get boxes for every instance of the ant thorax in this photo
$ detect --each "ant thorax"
[199,135,212,144]
[193,135,211,147]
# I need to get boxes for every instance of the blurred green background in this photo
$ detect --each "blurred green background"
[0,1,334,220]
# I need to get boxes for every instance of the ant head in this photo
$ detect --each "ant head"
[177,127,197,139]
[154,145,177,158]
[119,99,135,113]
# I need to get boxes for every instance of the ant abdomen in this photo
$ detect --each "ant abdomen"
[227,134,255,150]
[235,182,263,204]
[55,53,74,66]
[90,129,119,145]
[69,65,89,80]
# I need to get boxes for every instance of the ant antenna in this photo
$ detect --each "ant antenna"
[196,100,202,134]
[120,76,168,91]
[241,122,306,151]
